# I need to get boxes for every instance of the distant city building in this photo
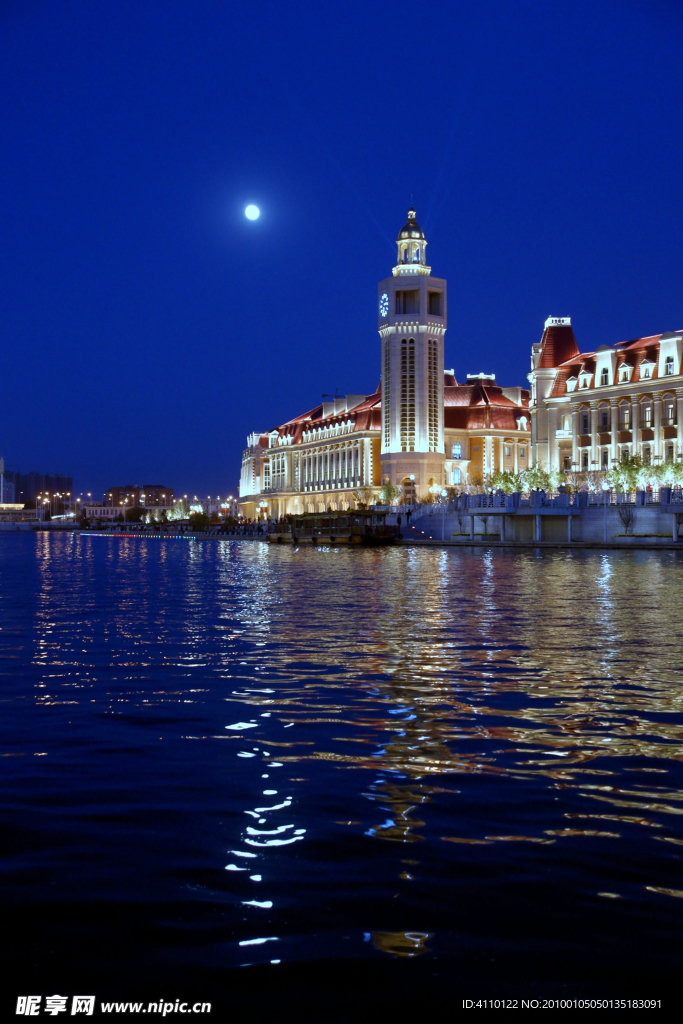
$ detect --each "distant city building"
[0,459,15,503]
[238,208,530,517]
[529,318,683,471]
[13,471,73,506]
[104,484,174,508]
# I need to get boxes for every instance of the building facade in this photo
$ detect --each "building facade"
[238,209,530,517]
[529,317,683,471]
[104,484,174,507]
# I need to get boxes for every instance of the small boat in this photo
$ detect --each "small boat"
[268,510,400,546]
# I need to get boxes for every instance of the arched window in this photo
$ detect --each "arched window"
[666,356,675,375]
[600,368,609,385]
[452,442,462,459]
[412,246,420,263]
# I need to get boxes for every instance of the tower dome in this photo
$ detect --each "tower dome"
[398,208,425,240]
[395,207,429,270]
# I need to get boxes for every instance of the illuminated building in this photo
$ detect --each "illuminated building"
[529,318,683,471]
[239,209,530,517]
[103,484,174,507]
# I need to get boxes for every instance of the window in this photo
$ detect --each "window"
[563,456,571,471]
[451,468,461,484]
[602,450,609,469]
[665,401,675,425]
[562,415,570,431]
[643,446,651,465]
[504,445,511,457]
[452,442,462,458]
[600,368,609,386]
[383,340,391,449]
[400,339,415,451]
[621,446,629,461]
[666,356,675,375]
[600,409,609,428]
[666,443,675,462]
[428,339,439,452]
[395,290,419,314]
[519,448,526,460]
[428,291,443,316]
[643,405,652,426]
[582,452,589,470]
[620,366,631,382]
[581,413,589,434]
[621,407,630,428]
[642,365,651,379]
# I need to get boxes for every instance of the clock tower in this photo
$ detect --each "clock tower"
[378,208,447,493]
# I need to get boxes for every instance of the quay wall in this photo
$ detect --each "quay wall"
[405,506,678,545]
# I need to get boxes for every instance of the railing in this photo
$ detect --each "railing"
[462,487,682,509]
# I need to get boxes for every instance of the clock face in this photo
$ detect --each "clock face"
[379,292,389,317]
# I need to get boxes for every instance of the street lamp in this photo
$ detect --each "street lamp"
[602,479,610,543]
[409,474,415,506]
[440,488,448,541]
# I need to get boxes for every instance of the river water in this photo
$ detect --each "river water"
[2,534,682,1017]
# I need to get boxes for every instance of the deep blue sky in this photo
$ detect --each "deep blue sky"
[2,0,683,497]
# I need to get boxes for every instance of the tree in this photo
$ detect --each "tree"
[521,466,551,492]
[617,504,636,535]
[125,506,146,523]
[353,485,375,510]
[378,482,402,505]
[489,470,523,494]
[189,510,209,531]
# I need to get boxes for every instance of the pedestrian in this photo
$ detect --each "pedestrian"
[406,509,412,527]
[396,512,402,538]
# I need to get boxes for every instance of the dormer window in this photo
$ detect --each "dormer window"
[516,415,528,431]
[578,371,592,390]
[640,359,655,379]
[600,368,609,386]
[665,356,675,376]
[619,364,633,382]
[566,376,578,392]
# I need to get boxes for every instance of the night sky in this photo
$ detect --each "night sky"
[2,0,683,498]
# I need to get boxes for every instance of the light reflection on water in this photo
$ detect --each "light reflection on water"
[2,533,683,989]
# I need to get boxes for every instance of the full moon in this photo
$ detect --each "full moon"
[245,204,260,220]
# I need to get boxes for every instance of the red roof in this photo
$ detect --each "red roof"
[551,331,682,393]
[444,381,529,431]
[538,323,580,368]
[259,374,529,447]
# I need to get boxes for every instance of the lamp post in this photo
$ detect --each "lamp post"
[602,479,610,543]
[409,474,415,507]
[440,488,448,541]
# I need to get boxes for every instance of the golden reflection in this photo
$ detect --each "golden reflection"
[371,931,431,957]
[23,540,683,860]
